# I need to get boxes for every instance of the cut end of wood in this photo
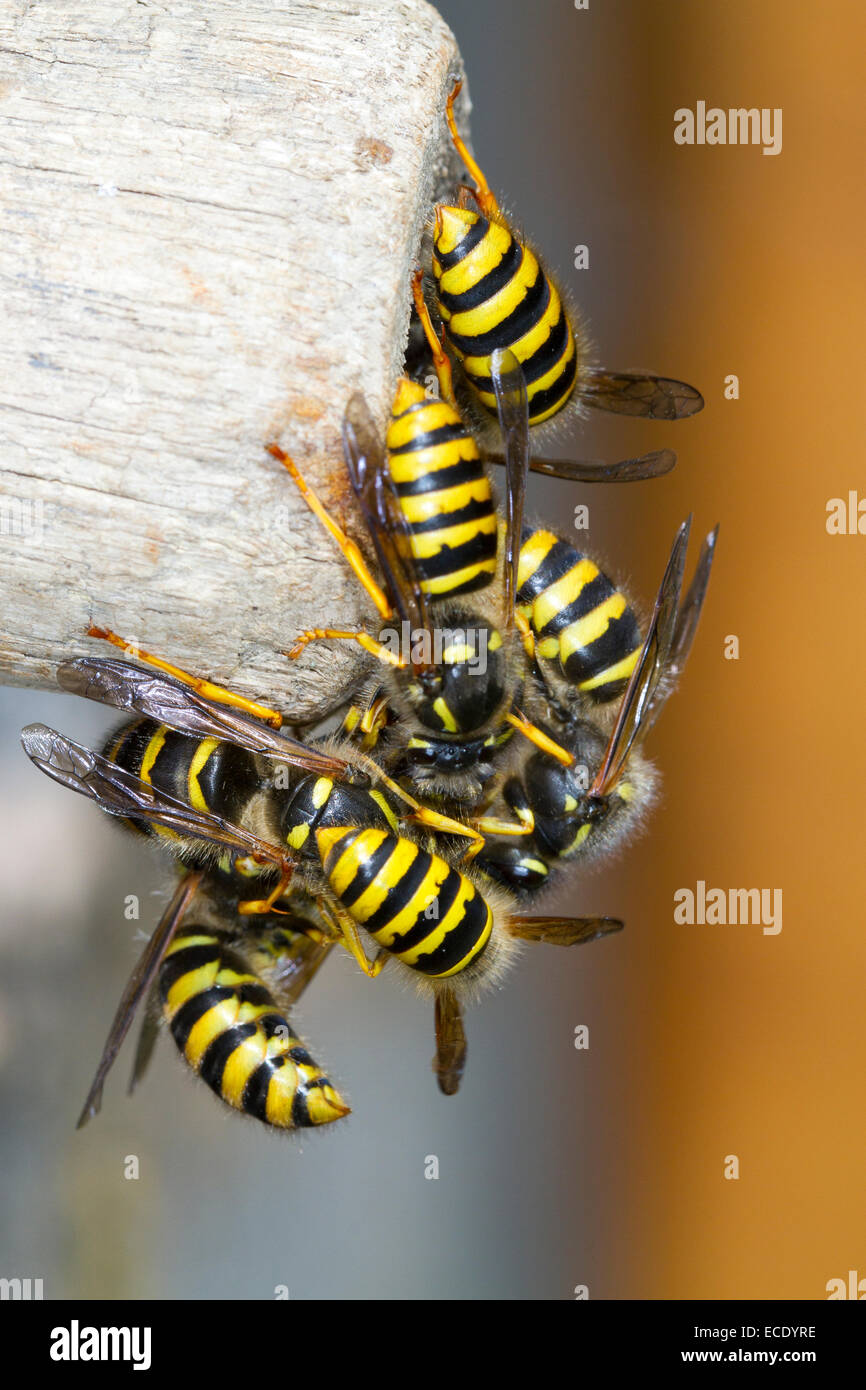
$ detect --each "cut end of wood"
[0,0,474,721]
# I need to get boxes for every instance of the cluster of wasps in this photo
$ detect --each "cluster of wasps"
[23,82,717,1133]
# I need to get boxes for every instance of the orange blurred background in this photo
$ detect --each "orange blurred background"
[0,0,863,1299]
[434,0,866,1299]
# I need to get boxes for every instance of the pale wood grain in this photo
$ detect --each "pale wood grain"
[0,0,470,720]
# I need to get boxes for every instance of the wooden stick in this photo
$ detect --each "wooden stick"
[0,0,470,721]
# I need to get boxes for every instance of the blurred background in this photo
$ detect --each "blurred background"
[1,0,864,1299]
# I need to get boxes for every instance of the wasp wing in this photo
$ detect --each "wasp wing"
[127,900,335,1097]
[582,369,704,420]
[21,724,292,868]
[589,518,691,799]
[490,346,531,618]
[434,988,467,1097]
[484,447,676,483]
[245,916,335,1011]
[128,985,162,1096]
[663,524,718,684]
[57,657,349,777]
[507,916,624,945]
[76,871,202,1127]
[343,391,429,633]
[643,524,719,734]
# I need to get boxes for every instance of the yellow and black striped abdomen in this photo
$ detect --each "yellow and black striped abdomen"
[316,825,492,979]
[517,529,643,702]
[104,718,260,839]
[160,927,348,1128]
[386,379,496,597]
[432,206,577,426]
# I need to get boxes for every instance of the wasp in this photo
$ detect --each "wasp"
[476,518,718,900]
[425,80,704,445]
[266,344,538,815]
[515,514,718,716]
[22,649,623,1116]
[83,868,350,1131]
[268,266,675,820]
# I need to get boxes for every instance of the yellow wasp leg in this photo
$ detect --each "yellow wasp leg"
[459,837,485,865]
[343,689,391,747]
[472,810,536,839]
[266,442,393,622]
[87,626,285,729]
[513,609,537,662]
[455,184,479,212]
[407,802,485,847]
[506,710,574,768]
[345,748,484,849]
[237,866,295,916]
[291,925,330,946]
[411,268,458,409]
[456,809,536,864]
[360,692,390,741]
[287,628,406,668]
[317,898,386,980]
[444,79,500,220]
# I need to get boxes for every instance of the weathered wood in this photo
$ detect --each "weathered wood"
[0,0,469,720]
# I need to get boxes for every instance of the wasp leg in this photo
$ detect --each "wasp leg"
[356,690,391,746]
[342,752,483,848]
[458,837,487,865]
[237,865,295,917]
[266,442,393,621]
[286,628,407,669]
[444,79,500,221]
[513,610,537,662]
[87,626,286,730]
[341,696,390,750]
[471,810,536,839]
[317,898,386,980]
[397,797,485,846]
[506,710,574,768]
[411,268,458,408]
[339,688,391,744]
[410,806,485,857]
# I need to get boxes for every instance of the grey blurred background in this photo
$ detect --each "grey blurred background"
[2,0,864,1299]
